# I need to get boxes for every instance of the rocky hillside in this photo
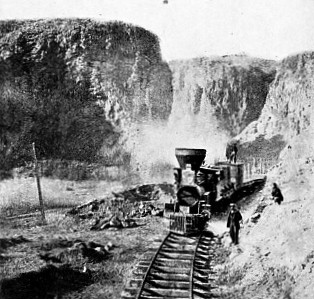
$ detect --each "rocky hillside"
[214,52,314,299]
[168,51,314,298]
[0,19,173,170]
[213,154,314,299]
[169,55,276,137]
[237,52,314,160]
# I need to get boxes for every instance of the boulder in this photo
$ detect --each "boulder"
[109,216,122,228]
[251,212,261,223]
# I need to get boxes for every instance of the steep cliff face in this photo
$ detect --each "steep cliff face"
[169,55,276,137]
[0,19,173,169]
[129,55,276,178]
[237,52,314,160]
[216,53,314,299]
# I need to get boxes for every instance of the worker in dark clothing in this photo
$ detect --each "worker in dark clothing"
[226,144,232,162]
[230,144,238,163]
[227,203,243,245]
[226,142,238,163]
[271,183,284,205]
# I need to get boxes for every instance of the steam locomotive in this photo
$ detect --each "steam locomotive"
[168,148,265,235]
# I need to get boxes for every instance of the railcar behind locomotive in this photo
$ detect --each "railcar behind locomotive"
[168,147,264,235]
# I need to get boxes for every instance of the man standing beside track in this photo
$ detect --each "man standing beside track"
[227,203,243,245]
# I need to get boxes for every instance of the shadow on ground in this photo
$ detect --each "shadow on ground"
[0,265,93,299]
[212,177,266,214]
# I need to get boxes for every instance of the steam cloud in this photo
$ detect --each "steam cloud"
[126,104,230,184]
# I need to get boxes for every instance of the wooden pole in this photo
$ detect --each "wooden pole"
[32,142,46,224]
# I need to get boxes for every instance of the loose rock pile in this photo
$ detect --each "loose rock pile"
[38,239,115,264]
[111,183,174,202]
[66,183,172,230]
[129,201,163,218]
[90,215,137,230]
[66,199,105,217]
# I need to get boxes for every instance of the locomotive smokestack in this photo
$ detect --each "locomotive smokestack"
[175,148,206,171]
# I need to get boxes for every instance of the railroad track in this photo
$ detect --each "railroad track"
[121,230,217,299]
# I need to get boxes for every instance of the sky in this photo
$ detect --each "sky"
[1,0,314,61]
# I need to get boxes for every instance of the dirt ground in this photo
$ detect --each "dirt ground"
[1,151,314,299]
[0,212,170,299]
[0,177,175,299]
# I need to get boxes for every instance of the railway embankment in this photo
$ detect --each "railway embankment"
[211,148,314,299]
[211,52,314,298]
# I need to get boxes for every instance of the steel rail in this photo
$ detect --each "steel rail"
[135,231,172,299]
[190,232,203,299]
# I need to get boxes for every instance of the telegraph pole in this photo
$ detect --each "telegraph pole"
[32,142,46,224]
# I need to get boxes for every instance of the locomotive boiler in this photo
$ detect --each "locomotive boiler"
[168,147,250,235]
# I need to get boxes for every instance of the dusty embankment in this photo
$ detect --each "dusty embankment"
[207,52,314,298]
[213,124,314,295]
